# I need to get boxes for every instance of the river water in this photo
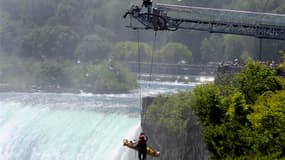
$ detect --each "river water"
[0,79,209,160]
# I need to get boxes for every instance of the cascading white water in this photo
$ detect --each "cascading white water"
[0,93,141,160]
[0,80,202,160]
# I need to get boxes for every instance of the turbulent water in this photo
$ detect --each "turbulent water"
[0,80,208,160]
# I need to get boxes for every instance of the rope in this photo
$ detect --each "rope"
[149,31,158,83]
[136,30,143,112]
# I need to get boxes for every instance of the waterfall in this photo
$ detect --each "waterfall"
[0,93,140,160]
[0,80,201,160]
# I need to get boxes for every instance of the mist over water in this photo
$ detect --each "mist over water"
[0,80,205,160]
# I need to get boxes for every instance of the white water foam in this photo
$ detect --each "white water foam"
[0,95,140,160]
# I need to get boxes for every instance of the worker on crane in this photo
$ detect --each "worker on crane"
[141,0,152,14]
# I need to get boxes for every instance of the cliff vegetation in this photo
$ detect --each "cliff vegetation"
[143,61,285,159]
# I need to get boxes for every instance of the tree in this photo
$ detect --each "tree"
[189,61,285,159]
[79,60,137,93]
[225,91,249,125]
[144,92,193,134]
[0,11,29,55]
[248,91,285,156]
[111,41,151,62]
[0,0,58,25]
[157,42,192,64]
[0,55,34,86]
[192,84,225,126]
[230,0,282,12]
[54,0,79,26]
[200,35,224,63]
[273,2,285,14]
[223,35,256,61]
[75,34,112,62]
[236,61,284,104]
[22,25,79,59]
[36,60,71,89]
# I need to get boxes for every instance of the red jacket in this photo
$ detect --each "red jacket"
[137,135,148,152]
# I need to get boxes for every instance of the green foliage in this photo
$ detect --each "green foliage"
[94,25,116,42]
[193,85,254,158]
[226,154,285,160]
[223,35,256,61]
[144,92,193,134]
[230,0,283,12]
[111,41,193,64]
[0,0,131,61]
[164,0,285,63]
[204,122,255,159]
[200,35,225,62]
[225,91,249,125]
[36,60,71,88]
[1,0,285,65]
[22,25,79,59]
[192,84,224,125]
[277,50,285,72]
[201,90,254,159]
[79,60,137,93]
[278,50,285,63]
[0,56,137,93]
[156,42,192,64]
[0,55,34,86]
[111,41,151,62]
[54,0,82,26]
[75,34,111,61]
[144,61,285,159]
[0,0,58,25]
[197,62,285,159]
[0,0,140,93]
[248,91,285,155]
[236,61,284,104]
[0,14,29,55]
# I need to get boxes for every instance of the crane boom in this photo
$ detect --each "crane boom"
[123,3,285,40]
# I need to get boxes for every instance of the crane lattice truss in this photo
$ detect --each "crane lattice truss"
[123,3,285,40]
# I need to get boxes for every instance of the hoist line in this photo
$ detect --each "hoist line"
[135,29,158,111]
[149,31,157,83]
[136,30,143,111]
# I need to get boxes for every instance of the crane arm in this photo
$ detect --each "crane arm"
[123,3,285,40]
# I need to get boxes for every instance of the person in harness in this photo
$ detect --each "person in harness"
[141,0,152,14]
[136,132,148,160]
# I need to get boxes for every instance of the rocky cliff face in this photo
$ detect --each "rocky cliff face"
[141,97,209,160]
